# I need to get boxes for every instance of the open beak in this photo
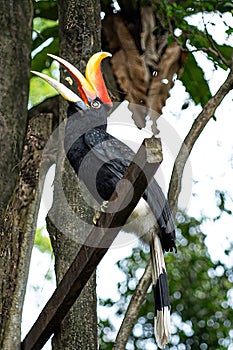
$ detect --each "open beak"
[31,52,112,107]
[30,70,82,103]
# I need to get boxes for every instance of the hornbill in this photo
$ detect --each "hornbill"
[32,52,176,348]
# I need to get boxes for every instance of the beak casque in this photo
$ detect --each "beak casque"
[31,52,112,107]
[85,52,112,106]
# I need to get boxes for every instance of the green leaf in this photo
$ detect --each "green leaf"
[29,74,58,107]
[222,2,233,10]
[33,24,58,51]
[34,0,58,20]
[215,44,233,63]
[180,52,212,106]
[187,25,210,48]
[34,227,53,254]
[183,23,231,69]
[31,37,59,72]
[33,17,57,33]
[29,61,59,106]
[225,28,233,35]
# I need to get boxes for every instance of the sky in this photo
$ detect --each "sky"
[21,11,233,350]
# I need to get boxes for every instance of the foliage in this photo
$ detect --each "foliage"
[34,0,57,21]
[32,1,59,61]
[98,212,233,349]
[214,190,232,220]
[30,1,59,106]
[34,227,53,255]
[30,0,233,108]
[151,1,232,107]
[181,52,211,106]
[29,61,59,106]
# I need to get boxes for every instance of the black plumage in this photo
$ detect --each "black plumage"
[31,52,176,347]
[64,101,176,252]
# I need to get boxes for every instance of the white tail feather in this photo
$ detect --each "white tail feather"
[150,233,171,348]
[154,308,170,348]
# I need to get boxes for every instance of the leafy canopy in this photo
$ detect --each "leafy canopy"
[30,0,233,108]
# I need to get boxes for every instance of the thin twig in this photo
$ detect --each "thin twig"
[202,13,229,67]
[112,261,152,350]
[190,47,230,67]
[168,65,233,214]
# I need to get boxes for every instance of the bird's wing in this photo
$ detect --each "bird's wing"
[84,127,134,172]
[85,128,176,252]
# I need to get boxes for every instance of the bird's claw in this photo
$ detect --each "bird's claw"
[101,200,109,210]
[93,211,101,225]
[93,201,109,225]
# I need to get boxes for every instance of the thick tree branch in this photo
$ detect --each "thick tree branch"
[21,137,162,350]
[168,65,233,214]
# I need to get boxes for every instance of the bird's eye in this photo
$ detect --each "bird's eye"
[91,100,101,109]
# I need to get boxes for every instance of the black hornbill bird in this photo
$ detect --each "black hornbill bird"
[32,52,176,348]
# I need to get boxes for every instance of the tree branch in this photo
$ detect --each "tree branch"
[202,14,230,68]
[113,261,152,350]
[168,65,233,214]
[190,47,230,68]
[21,137,162,350]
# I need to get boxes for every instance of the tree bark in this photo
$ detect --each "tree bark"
[0,1,34,348]
[0,112,54,349]
[47,0,101,349]
[0,0,33,228]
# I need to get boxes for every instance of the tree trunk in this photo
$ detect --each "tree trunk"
[0,1,33,227]
[0,1,34,348]
[0,113,54,350]
[47,0,101,348]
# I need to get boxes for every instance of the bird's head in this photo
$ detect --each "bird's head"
[31,52,112,113]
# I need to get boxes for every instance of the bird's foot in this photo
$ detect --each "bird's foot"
[101,200,109,210]
[93,201,109,225]
[93,210,101,225]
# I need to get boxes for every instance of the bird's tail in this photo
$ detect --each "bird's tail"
[143,178,176,252]
[150,232,171,348]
